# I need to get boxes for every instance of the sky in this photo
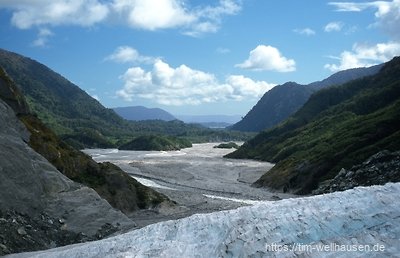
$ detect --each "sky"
[0,0,399,116]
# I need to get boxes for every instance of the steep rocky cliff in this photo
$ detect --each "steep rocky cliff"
[0,66,170,255]
[0,97,136,255]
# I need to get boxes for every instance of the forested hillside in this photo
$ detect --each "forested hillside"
[230,65,382,132]
[226,57,400,194]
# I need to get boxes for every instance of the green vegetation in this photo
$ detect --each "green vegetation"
[61,128,115,149]
[226,57,400,194]
[0,49,252,148]
[119,135,192,151]
[230,65,381,132]
[0,67,30,115]
[213,142,240,149]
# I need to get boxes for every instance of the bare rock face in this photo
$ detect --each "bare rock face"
[313,150,400,194]
[0,99,136,254]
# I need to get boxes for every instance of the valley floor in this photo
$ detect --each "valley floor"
[83,143,295,227]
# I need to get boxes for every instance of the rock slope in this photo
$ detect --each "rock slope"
[0,98,135,255]
[9,183,400,257]
[0,65,171,254]
[314,150,400,194]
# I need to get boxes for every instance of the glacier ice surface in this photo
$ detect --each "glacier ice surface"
[8,183,400,258]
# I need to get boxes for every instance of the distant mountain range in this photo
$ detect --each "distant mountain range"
[177,114,241,128]
[113,106,241,128]
[230,64,383,132]
[113,106,176,121]
[227,57,400,194]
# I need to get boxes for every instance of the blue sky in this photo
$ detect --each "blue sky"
[0,0,399,116]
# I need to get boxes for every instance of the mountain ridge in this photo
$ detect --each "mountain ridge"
[113,106,176,121]
[230,64,383,132]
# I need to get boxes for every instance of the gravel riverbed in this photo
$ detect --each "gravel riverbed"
[83,143,296,227]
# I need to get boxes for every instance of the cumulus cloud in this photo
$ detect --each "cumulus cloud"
[324,21,344,32]
[111,0,195,31]
[293,28,316,36]
[0,0,242,37]
[225,75,276,100]
[324,41,400,71]
[236,45,296,72]
[329,0,400,39]
[116,59,276,105]
[0,0,109,29]
[105,46,154,64]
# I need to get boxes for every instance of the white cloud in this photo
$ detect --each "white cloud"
[0,0,242,37]
[184,0,241,36]
[116,59,276,105]
[324,21,344,32]
[105,46,154,64]
[293,28,316,36]
[329,0,400,39]
[85,88,100,101]
[111,0,195,31]
[32,28,53,47]
[324,41,400,72]
[0,0,109,29]
[184,22,218,37]
[236,45,296,72]
[91,94,100,101]
[226,75,276,100]
[325,1,400,71]
[329,1,385,12]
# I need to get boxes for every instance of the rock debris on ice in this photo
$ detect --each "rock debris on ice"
[9,183,400,258]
